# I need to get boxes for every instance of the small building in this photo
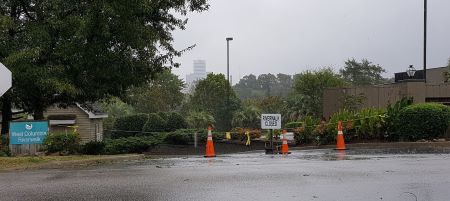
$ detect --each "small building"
[323,66,450,118]
[44,103,108,144]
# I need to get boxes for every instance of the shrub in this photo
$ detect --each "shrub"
[230,128,261,140]
[385,97,413,140]
[164,129,225,145]
[142,113,167,132]
[0,135,11,156]
[165,112,188,132]
[82,141,105,155]
[353,108,386,140]
[104,136,160,154]
[395,103,450,141]
[285,122,302,129]
[43,132,81,154]
[293,116,321,145]
[324,110,355,144]
[112,114,149,138]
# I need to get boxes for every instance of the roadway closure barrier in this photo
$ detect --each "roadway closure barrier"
[204,126,216,157]
[281,129,290,154]
[335,121,346,150]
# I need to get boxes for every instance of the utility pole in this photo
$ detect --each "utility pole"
[423,0,427,82]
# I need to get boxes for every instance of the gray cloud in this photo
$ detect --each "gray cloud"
[172,0,450,83]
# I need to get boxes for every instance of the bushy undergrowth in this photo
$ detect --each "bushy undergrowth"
[43,132,81,154]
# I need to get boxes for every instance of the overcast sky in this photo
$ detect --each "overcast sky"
[172,0,450,84]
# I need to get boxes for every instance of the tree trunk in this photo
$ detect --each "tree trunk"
[33,107,45,120]
[1,93,12,135]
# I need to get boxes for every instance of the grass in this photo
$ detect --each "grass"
[0,155,139,171]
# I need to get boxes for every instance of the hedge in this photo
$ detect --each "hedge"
[395,103,450,141]
[142,113,167,132]
[112,114,149,138]
[104,136,160,154]
[165,112,188,131]
[43,132,81,154]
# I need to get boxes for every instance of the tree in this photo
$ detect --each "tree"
[126,70,185,113]
[98,97,135,130]
[292,68,347,117]
[189,73,240,131]
[232,106,261,129]
[340,58,386,86]
[186,111,215,129]
[443,58,450,82]
[0,0,208,134]
[233,73,293,99]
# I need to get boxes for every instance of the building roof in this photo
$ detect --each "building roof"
[76,103,108,119]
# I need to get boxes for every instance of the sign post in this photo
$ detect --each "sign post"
[0,62,12,97]
[261,114,281,154]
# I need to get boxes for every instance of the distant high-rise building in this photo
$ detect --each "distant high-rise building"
[185,60,207,92]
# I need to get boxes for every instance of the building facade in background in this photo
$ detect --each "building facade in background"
[185,60,207,92]
[323,66,450,118]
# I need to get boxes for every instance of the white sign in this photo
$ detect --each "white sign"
[261,114,281,129]
[0,62,12,97]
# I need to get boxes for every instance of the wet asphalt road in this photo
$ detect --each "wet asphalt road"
[1,149,450,201]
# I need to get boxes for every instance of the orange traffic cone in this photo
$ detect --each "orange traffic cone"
[336,121,346,150]
[204,126,216,157]
[281,130,289,154]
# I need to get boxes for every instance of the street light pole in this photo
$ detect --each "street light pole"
[423,0,427,82]
[226,37,233,84]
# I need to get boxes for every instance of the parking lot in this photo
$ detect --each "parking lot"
[1,148,450,201]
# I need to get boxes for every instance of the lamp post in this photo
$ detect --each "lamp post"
[226,37,233,84]
[225,37,233,130]
[423,0,427,82]
[406,65,417,78]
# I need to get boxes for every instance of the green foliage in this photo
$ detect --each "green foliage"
[395,103,450,141]
[233,73,293,100]
[340,58,386,85]
[186,111,215,129]
[142,113,167,132]
[189,73,240,131]
[353,108,386,140]
[293,116,322,145]
[163,129,224,145]
[165,112,188,132]
[43,132,81,154]
[232,106,261,129]
[325,110,355,144]
[98,97,135,130]
[82,141,105,155]
[385,97,414,140]
[126,70,185,113]
[285,122,302,129]
[342,93,366,112]
[112,114,149,138]
[104,136,160,154]
[0,0,208,124]
[292,68,347,117]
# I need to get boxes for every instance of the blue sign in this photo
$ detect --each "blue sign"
[10,121,49,145]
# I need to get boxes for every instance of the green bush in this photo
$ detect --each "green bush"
[82,141,105,155]
[163,129,225,145]
[395,103,450,141]
[285,122,302,129]
[143,113,167,132]
[165,112,188,131]
[104,136,160,154]
[0,135,11,156]
[385,97,413,140]
[293,116,321,145]
[43,132,81,154]
[112,114,149,138]
[324,110,356,144]
[353,108,386,140]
